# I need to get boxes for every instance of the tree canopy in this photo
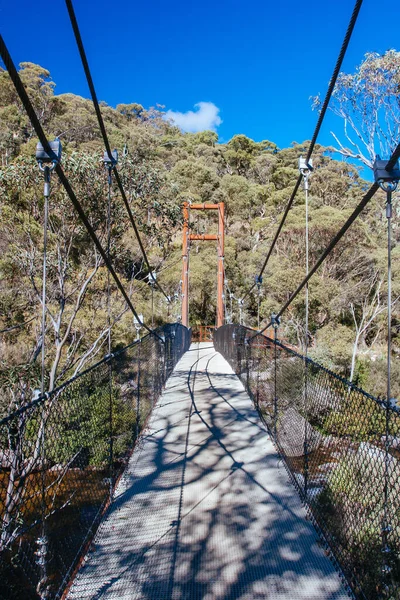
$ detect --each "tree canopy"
[0,59,399,406]
[312,50,400,168]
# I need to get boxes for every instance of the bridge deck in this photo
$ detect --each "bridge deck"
[67,344,348,600]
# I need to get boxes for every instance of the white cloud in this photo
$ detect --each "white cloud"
[165,102,222,133]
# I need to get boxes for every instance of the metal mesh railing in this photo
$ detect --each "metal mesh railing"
[0,323,191,600]
[215,324,400,600]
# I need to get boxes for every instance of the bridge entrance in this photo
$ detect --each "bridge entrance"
[191,325,216,342]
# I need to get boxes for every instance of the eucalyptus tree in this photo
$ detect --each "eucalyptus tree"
[313,50,400,168]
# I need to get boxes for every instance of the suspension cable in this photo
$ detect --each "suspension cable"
[252,142,400,338]
[301,166,311,499]
[105,165,113,355]
[303,172,310,357]
[38,163,51,599]
[241,0,364,302]
[0,34,161,341]
[106,163,114,496]
[64,0,171,304]
[254,182,379,336]
[382,186,393,582]
[40,167,50,397]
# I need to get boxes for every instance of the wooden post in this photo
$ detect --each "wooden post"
[181,202,225,328]
[181,202,189,327]
[217,202,225,328]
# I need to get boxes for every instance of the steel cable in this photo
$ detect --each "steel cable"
[0,33,160,340]
[381,187,392,584]
[38,168,49,598]
[254,181,379,337]
[106,167,114,497]
[242,0,364,303]
[64,0,171,304]
[252,140,400,338]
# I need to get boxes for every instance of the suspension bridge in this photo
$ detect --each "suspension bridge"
[1,0,400,599]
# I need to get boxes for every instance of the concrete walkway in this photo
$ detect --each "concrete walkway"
[68,343,348,600]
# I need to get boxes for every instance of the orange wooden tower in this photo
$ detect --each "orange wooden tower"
[181,202,225,328]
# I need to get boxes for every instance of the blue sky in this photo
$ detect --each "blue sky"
[1,0,399,151]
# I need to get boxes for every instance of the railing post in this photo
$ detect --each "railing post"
[303,356,309,500]
[135,340,141,442]
[271,314,280,441]
[37,401,49,600]
[109,356,114,500]
[159,334,165,397]
[256,337,260,411]
[245,337,250,392]
[163,330,168,381]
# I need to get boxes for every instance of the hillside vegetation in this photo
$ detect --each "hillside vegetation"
[0,62,399,405]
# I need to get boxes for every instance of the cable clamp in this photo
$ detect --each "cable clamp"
[148,271,157,287]
[36,138,62,172]
[36,139,61,197]
[103,149,118,185]
[299,156,313,190]
[103,149,118,168]
[298,156,313,173]
[373,156,400,192]
[271,313,280,329]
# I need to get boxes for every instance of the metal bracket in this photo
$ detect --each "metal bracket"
[299,156,313,190]
[103,149,118,168]
[36,139,62,171]
[373,156,400,192]
[36,140,62,197]
[103,149,118,185]
[148,271,157,287]
[298,156,313,174]
[271,313,281,329]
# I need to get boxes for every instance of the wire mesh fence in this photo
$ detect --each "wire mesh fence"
[0,323,191,600]
[215,323,400,600]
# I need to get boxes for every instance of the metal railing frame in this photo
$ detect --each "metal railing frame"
[0,323,191,600]
[215,323,400,600]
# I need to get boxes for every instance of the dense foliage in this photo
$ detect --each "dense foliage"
[0,60,399,403]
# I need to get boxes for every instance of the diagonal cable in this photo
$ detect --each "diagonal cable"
[0,33,161,340]
[252,141,400,339]
[242,0,363,303]
[65,0,170,303]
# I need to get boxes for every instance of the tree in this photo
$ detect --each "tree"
[349,273,387,383]
[116,103,146,121]
[312,50,400,168]
[0,154,136,553]
[223,134,260,175]
[169,159,220,203]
